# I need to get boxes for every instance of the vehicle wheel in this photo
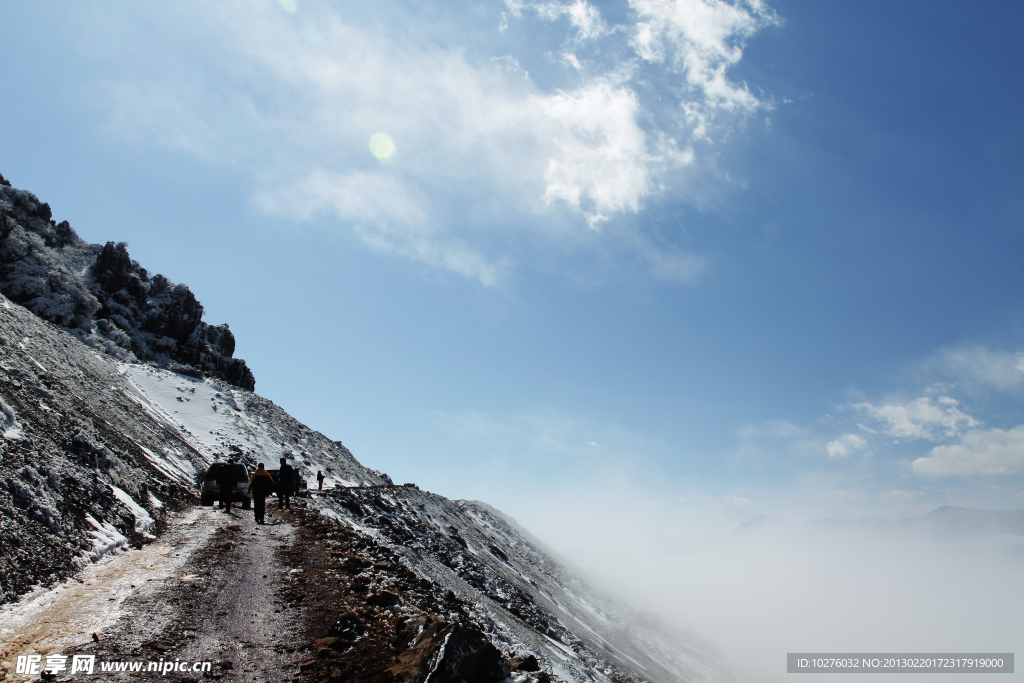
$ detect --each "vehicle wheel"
[242,497,251,510]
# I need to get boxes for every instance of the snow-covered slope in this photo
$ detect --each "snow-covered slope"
[119,364,389,489]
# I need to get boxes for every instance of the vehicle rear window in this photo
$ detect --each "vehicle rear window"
[205,463,247,481]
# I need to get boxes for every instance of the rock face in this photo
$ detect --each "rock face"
[0,172,254,390]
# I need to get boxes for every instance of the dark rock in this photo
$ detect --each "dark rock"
[366,590,400,607]
[510,654,540,672]
[487,544,509,563]
[456,642,508,683]
[313,637,351,653]
[326,613,365,641]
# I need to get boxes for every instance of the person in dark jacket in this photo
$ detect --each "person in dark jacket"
[278,457,295,510]
[248,463,274,524]
[216,467,235,513]
[317,470,325,491]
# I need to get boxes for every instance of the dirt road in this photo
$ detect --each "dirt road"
[3,498,518,683]
[2,505,313,682]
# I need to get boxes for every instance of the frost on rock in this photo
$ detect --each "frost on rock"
[84,513,129,561]
[110,485,155,536]
[0,173,254,390]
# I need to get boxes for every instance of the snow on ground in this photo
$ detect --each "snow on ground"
[83,514,130,562]
[119,365,253,463]
[0,508,211,668]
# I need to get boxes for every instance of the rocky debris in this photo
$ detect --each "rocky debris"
[0,173,254,390]
[388,619,509,683]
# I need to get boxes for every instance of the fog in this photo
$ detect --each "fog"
[516,495,1024,683]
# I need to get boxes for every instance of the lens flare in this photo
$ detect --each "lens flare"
[278,0,297,14]
[369,133,396,161]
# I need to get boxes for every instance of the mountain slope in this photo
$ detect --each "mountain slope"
[0,290,729,683]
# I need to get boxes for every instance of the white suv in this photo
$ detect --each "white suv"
[200,462,251,509]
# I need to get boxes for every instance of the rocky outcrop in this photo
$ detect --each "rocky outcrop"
[0,172,254,390]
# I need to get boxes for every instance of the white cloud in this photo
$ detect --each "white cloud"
[524,1,610,40]
[724,494,754,506]
[826,433,867,458]
[257,170,508,286]
[912,425,1024,476]
[629,0,778,117]
[78,0,774,284]
[853,396,979,441]
[535,80,655,227]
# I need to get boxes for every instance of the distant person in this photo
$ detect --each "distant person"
[216,467,235,513]
[248,463,274,524]
[278,457,295,509]
[317,470,325,491]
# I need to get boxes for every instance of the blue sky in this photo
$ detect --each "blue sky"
[3,0,1024,543]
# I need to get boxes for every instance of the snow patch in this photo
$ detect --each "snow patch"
[84,513,129,562]
[109,485,155,536]
[1,394,22,440]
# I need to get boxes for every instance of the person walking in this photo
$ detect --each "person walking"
[278,457,295,510]
[317,470,325,492]
[216,466,235,513]
[248,463,274,524]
